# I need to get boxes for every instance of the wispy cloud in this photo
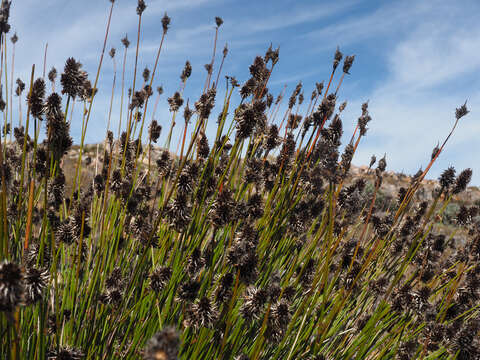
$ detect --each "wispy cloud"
[5,0,480,184]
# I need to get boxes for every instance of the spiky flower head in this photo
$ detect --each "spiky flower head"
[439,166,456,191]
[455,101,469,120]
[168,92,183,112]
[61,57,88,99]
[177,278,200,303]
[195,88,216,119]
[162,13,171,33]
[149,120,162,143]
[136,0,146,15]
[240,286,267,322]
[109,47,116,58]
[333,46,343,71]
[48,67,57,83]
[343,55,355,74]
[180,61,192,82]
[24,267,49,304]
[28,78,46,119]
[377,155,387,172]
[149,266,172,293]
[47,346,84,360]
[453,168,472,194]
[215,16,223,27]
[223,43,228,57]
[121,34,130,48]
[0,261,24,311]
[0,0,11,34]
[15,78,25,96]
[143,326,180,360]
[143,67,150,83]
[10,31,17,43]
[184,296,218,330]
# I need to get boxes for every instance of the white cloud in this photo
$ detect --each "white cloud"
[341,1,480,183]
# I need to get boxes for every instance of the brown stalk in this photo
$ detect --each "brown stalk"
[70,1,115,203]
[204,25,219,93]
[121,9,141,175]
[393,115,462,224]
[214,44,227,90]
[9,35,15,142]
[23,179,35,252]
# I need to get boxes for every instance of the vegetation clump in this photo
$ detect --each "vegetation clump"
[0,1,478,359]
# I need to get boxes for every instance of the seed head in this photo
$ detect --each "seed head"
[24,267,49,304]
[47,346,84,360]
[136,0,146,15]
[215,16,223,27]
[183,103,194,123]
[343,55,355,74]
[143,326,180,360]
[168,92,183,112]
[196,131,210,159]
[455,100,469,120]
[186,247,205,276]
[215,272,234,304]
[15,78,25,96]
[240,286,267,322]
[453,168,472,194]
[121,34,130,48]
[195,88,216,119]
[56,218,77,245]
[48,67,57,83]
[316,81,324,96]
[162,13,171,33]
[0,0,11,34]
[142,67,150,83]
[149,120,162,143]
[28,78,46,119]
[184,296,218,330]
[149,266,172,292]
[109,47,116,58]
[333,46,343,71]
[0,261,24,311]
[439,166,456,191]
[180,61,192,82]
[10,31,17,44]
[177,278,200,303]
[61,57,88,99]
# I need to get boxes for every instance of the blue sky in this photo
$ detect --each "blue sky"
[8,0,480,184]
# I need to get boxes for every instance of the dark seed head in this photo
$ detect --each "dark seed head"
[0,261,24,311]
[455,100,469,120]
[162,13,171,33]
[121,34,130,48]
[453,168,472,194]
[28,78,46,119]
[47,346,84,360]
[136,0,146,15]
[61,57,87,99]
[143,326,180,360]
[24,267,49,304]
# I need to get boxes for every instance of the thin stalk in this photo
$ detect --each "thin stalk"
[70,1,115,205]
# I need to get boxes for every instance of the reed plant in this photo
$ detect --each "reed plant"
[0,1,478,359]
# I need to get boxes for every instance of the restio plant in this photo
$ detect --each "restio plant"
[0,0,478,359]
